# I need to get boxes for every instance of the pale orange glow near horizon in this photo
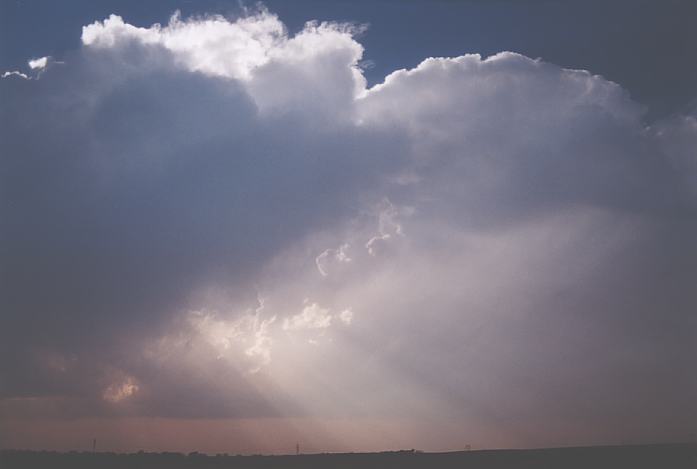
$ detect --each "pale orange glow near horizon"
[2,416,689,455]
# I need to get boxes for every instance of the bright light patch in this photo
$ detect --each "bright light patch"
[28,56,48,70]
[283,302,333,331]
[339,309,354,325]
[103,376,139,403]
[188,298,278,372]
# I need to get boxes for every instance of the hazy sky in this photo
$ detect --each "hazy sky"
[1,0,696,454]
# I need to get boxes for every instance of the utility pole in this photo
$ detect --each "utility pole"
[92,438,97,452]
[296,442,299,455]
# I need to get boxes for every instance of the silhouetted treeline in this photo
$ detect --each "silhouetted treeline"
[1,444,695,469]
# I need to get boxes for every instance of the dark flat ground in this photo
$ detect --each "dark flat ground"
[2,444,695,469]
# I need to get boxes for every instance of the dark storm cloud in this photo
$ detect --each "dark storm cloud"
[0,7,695,447]
[0,23,400,414]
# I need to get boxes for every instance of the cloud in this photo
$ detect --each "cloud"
[283,302,333,331]
[2,57,55,80]
[338,309,353,325]
[1,6,695,447]
[365,198,405,256]
[187,297,278,373]
[80,11,366,117]
[1,70,30,79]
[315,243,351,276]
[28,56,49,70]
[81,11,284,80]
[103,376,139,403]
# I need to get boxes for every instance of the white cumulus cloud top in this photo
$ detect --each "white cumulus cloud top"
[28,56,49,70]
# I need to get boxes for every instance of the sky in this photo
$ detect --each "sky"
[1,0,696,455]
